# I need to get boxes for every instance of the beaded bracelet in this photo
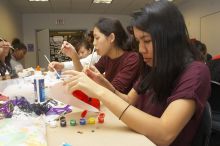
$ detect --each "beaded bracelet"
[119,104,131,120]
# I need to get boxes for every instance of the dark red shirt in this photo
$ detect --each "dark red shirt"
[95,51,140,94]
[134,61,211,146]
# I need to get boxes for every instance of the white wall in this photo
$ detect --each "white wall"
[22,13,131,68]
[200,11,220,56]
[0,0,22,41]
[179,0,220,40]
[179,0,220,56]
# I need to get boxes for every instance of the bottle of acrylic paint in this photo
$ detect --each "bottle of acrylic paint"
[5,70,11,80]
[35,65,42,75]
[34,74,46,103]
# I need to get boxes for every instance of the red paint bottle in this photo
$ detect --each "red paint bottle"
[72,90,100,110]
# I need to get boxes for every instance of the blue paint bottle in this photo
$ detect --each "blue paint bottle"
[34,75,46,103]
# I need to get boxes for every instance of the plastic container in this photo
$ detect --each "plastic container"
[5,70,11,80]
[34,75,46,103]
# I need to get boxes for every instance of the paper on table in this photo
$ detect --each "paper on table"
[2,81,35,103]
[0,117,47,146]
[47,80,99,112]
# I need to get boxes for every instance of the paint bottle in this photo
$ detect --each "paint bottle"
[0,73,2,81]
[72,90,100,110]
[5,70,11,80]
[35,65,42,75]
[34,74,46,103]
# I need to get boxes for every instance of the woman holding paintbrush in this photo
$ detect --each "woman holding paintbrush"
[0,39,13,79]
[63,2,210,146]
[58,18,141,94]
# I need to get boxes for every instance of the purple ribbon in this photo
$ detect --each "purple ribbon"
[46,105,72,115]
[0,101,14,118]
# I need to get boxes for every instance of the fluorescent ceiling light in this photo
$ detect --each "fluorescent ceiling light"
[29,0,48,1]
[93,0,113,4]
[155,0,173,1]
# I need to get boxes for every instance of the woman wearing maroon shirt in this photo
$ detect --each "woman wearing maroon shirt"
[60,18,140,94]
[63,1,210,146]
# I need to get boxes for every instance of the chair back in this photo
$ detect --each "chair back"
[209,81,220,132]
[192,102,212,146]
[209,81,220,112]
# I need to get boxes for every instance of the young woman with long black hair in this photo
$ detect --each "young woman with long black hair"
[63,2,210,146]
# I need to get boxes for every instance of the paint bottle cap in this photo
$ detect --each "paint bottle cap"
[49,120,57,128]
[70,119,76,126]
[80,118,86,125]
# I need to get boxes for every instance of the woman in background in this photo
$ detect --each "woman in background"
[76,40,92,59]
[48,38,100,71]
[10,38,27,73]
[190,39,212,62]
[0,39,12,77]
[55,18,141,94]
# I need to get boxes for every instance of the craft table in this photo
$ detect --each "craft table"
[47,107,156,146]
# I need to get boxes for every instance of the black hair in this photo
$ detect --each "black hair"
[132,1,200,103]
[126,25,139,51]
[12,38,27,52]
[77,39,93,52]
[87,31,94,44]
[190,39,207,62]
[94,17,134,51]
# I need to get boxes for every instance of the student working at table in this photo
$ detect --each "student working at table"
[0,39,13,79]
[50,18,141,94]
[63,1,211,146]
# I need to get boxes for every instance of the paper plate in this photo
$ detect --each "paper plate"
[47,80,99,112]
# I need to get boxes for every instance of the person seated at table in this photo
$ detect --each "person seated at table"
[10,38,27,73]
[48,37,100,72]
[76,39,93,59]
[0,39,13,78]
[63,1,210,146]
[48,51,100,72]
[53,18,141,94]
[190,38,212,62]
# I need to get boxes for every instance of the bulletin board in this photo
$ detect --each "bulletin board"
[200,11,220,56]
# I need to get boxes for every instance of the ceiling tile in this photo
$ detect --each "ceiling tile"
[7,0,188,14]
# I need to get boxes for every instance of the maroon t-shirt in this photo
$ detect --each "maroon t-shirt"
[95,51,140,94]
[134,61,211,146]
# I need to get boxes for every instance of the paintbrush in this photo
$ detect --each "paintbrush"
[44,55,61,78]
[58,37,74,54]
[89,47,96,67]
